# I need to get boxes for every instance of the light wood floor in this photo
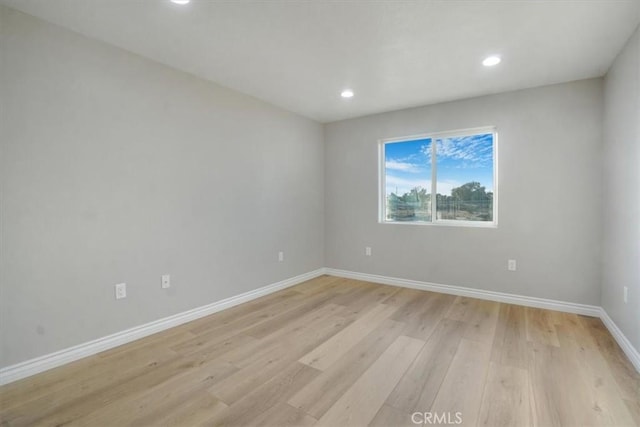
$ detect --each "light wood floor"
[1,275,639,426]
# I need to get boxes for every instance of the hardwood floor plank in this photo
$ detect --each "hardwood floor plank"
[527,340,575,427]
[208,362,320,426]
[386,318,465,413]
[289,275,345,295]
[525,307,560,347]
[242,289,351,339]
[477,362,531,427]
[316,335,424,426]
[555,323,635,426]
[327,280,387,311]
[402,293,457,340]
[170,330,258,360]
[381,287,425,308]
[335,283,401,317]
[0,347,182,426]
[251,402,318,427]
[551,311,581,329]
[0,350,177,413]
[445,296,476,321]
[391,289,437,322]
[462,299,500,344]
[218,303,347,369]
[501,305,528,368]
[148,393,228,427]
[183,291,309,339]
[13,353,228,427]
[492,304,528,369]
[369,403,414,427]
[579,315,640,402]
[74,360,237,426]
[209,310,348,403]
[97,328,196,360]
[288,318,406,419]
[429,338,492,427]
[624,399,640,426]
[0,331,191,413]
[491,303,509,363]
[298,303,398,371]
[444,297,500,343]
[184,289,303,335]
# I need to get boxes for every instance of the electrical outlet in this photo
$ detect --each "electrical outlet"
[365,247,372,256]
[623,286,628,304]
[278,251,284,262]
[161,274,171,289]
[507,259,517,271]
[115,283,127,299]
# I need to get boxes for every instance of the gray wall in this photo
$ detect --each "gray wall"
[0,7,324,368]
[325,79,604,306]
[602,25,640,352]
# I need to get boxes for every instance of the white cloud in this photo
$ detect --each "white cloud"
[420,144,432,162]
[385,160,423,173]
[435,136,492,167]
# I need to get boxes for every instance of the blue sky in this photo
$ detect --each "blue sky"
[384,133,494,196]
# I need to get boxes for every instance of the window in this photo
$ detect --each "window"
[380,127,497,227]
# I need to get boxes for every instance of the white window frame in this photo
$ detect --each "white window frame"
[378,126,498,228]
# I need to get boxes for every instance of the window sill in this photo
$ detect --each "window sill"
[380,220,497,228]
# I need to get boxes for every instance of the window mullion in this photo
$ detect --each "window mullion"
[380,142,386,222]
[431,138,437,222]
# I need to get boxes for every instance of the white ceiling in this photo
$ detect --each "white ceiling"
[3,0,639,123]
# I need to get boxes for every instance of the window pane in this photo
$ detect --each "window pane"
[384,138,432,222]
[435,133,494,222]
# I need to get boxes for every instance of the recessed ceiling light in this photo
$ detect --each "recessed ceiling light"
[170,0,190,4]
[482,56,501,67]
[341,89,354,98]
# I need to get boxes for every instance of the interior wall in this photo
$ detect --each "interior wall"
[0,6,325,368]
[602,25,640,352]
[325,79,604,306]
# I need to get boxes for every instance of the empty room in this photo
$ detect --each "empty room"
[1,0,639,426]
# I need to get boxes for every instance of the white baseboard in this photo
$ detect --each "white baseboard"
[325,268,639,373]
[325,268,601,316]
[598,308,640,373]
[0,268,326,386]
